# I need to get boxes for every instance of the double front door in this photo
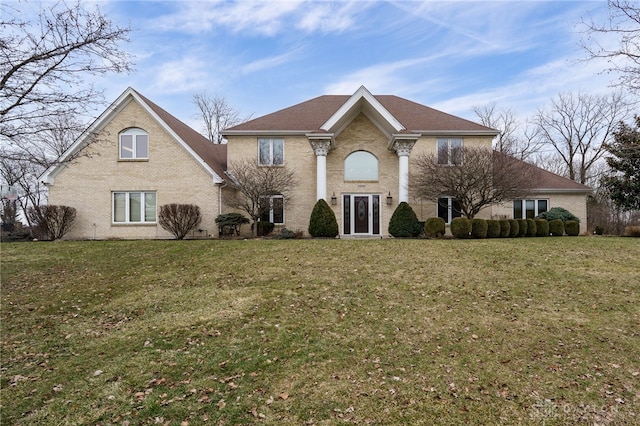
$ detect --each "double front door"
[342,194,381,236]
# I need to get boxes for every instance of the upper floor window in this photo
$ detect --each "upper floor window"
[120,128,149,160]
[437,138,462,165]
[514,199,548,219]
[113,191,156,223]
[438,197,462,224]
[344,151,378,181]
[258,138,284,166]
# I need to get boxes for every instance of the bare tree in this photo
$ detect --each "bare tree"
[412,147,536,219]
[580,0,640,92]
[1,0,132,140]
[1,0,131,222]
[192,92,251,144]
[532,91,632,185]
[225,159,297,236]
[472,102,542,161]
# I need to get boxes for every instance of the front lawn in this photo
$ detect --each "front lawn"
[1,238,638,425]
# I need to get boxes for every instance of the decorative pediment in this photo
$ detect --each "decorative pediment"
[320,86,405,139]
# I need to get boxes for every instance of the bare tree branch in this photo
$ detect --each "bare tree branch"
[192,92,251,144]
[412,147,537,219]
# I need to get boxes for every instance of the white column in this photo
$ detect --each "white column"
[309,139,331,201]
[393,140,415,203]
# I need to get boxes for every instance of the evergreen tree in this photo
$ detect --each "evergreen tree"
[308,199,339,237]
[601,116,640,211]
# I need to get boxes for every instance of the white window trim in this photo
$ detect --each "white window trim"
[258,138,284,166]
[112,191,157,224]
[513,199,549,219]
[437,138,463,165]
[438,197,462,224]
[260,194,285,224]
[344,150,379,181]
[119,128,149,160]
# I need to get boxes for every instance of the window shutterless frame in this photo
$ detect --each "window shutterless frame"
[119,128,149,160]
[112,191,156,223]
[258,138,284,166]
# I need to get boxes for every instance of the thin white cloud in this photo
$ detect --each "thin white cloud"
[150,56,209,94]
[240,48,302,75]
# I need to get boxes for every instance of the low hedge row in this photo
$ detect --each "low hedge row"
[425,217,580,239]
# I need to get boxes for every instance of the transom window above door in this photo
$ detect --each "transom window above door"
[119,128,149,160]
[344,151,378,181]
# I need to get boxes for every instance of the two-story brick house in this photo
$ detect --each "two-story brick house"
[42,86,591,239]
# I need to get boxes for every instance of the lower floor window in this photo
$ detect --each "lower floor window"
[260,195,284,224]
[113,191,156,223]
[438,197,462,224]
[513,199,548,219]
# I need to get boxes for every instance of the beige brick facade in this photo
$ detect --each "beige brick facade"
[48,100,221,239]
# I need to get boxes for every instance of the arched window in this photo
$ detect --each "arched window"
[344,151,378,181]
[119,128,149,159]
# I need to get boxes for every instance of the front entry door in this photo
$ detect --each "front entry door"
[343,194,381,236]
[354,196,369,233]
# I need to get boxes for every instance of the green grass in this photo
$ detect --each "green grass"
[1,238,638,425]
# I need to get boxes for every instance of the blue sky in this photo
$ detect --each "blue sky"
[92,0,618,131]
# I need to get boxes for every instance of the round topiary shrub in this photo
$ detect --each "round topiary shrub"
[450,217,471,239]
[517,219,528,237]
[536,207,580,223]
[499,220,511,238]
[308,199,339,238]
[526,218,537,237]
[389,202,420,237]
[424,217,446,238]
[486,220,501,238]
[565,220,580,236]
[508,219,519,238]
[549,219,564,236]
[535,219,549,237]
[471,218,488,239]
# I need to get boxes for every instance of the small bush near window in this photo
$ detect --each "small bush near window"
[508,219,519,238]
[536,207,579,223]
[486,220,501,238]
[549,219,564,236]
[308,199,339,238]
[526,219,537,237]
[424,217,445,238]
[257,221,275,236]
[623,225,640,237]
[517,219,528,237]
[159,204,202,240]
[535,219,549,237]
[216,213,249,237]
[26,205,77,240]
[565,220,580,236]
[389,202,420,238]
[471,218,488,239]
[450,217,471,239]
[273,228,303,239]
[499,220,511,238]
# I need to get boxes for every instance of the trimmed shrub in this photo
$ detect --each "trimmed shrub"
[471,218,488,239]
[308,199,339,238]
[450,217,471,239]
[159,204,202,240]
[535,219,549,237]
[565,220,580,236]
[549,219,564,236]
[216,213,249,237]
[499,220,511,238]
[424,217,446,238]
[388,202,420,237]
[257,221,275,236]
[274,228,303,239]
[517,219,528,237]
[486,220,501,238]
[26,205,77,240]
[623,225,640,237]
[537,207,580,223]
[594,225,604,235]
[526,218,537,237]
[508,219,519,238]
